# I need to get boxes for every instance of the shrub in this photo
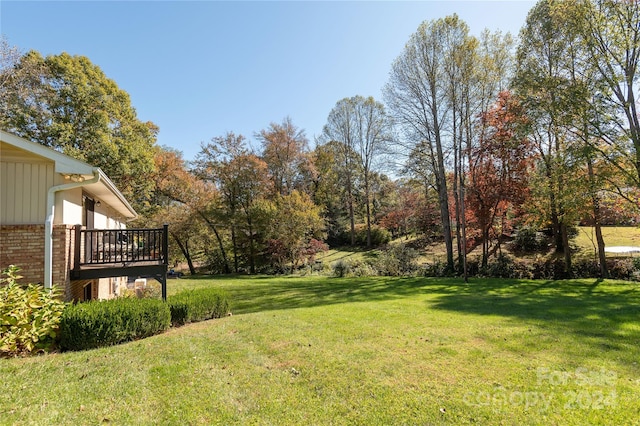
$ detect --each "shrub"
[0,266,67,357]
[367,226,392,246]
[607,259,636,280]
[58,298,171,351]
[482,254,517,278]
[465,259,481,277]
[512,227,546,252]
[168,288,230,326]
[572,259,602,279]
[335,224,392,248]
[350,261,378,277]
[376,244,419,276]
[331,259,352,278]
[528,258,569,280]
[423,259,451,277]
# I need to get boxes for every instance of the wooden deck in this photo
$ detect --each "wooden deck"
[72,225,169,299]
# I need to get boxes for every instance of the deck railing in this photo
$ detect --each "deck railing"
[76,224,168,266]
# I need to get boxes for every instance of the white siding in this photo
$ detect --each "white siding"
[0,160,54,224]
[57,188,83,226]
[93,201,125,230]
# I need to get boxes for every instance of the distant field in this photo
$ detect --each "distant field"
[574,226,640,256]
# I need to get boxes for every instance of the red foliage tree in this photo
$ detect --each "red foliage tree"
[467,91,535,265]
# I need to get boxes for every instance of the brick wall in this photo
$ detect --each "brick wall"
[0,224,76,300]
[53,225,76,299]
[0,224,45,284]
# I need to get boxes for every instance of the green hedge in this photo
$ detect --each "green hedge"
[59,298,171,351]
[168,288,230,326]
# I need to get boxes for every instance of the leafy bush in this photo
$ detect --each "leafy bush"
[376,244,419,276]
[482,254,517,278]
[331,259,352,278]
[0,266,67,357]
[511,227,546,252]
[632,257,640,281]
[465,259,481,277]
[335,224,392,248]
[366,226,392,247]
[58,298,171,351]
[572,259,602,279]
[350,261,378,277]
[423,259,451,277]
[168,288,230,326]
[607,259,636,280]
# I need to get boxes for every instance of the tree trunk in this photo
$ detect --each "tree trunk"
[365,173,372,248]
[347,173,356,246]
[432,102,454,271]
[460,183,468,282]
[170,233,196,275]
[561,222,572,274]
[550,200,563,254]
[482,224,490,268]
[453,146,463,272]
[231,225,239,273]
[198,213,230,274]
[587,157,608,278]
[437,173,454,272]
[248,219,256,274]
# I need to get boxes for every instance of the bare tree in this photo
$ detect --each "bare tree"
[320,98,361,246]
[384,15,469,271]
[320,96,391,247]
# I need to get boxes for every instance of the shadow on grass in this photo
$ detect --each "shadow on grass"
[429,278,640,364]
[174,275,639,321]
[220,276,432,314]
[172,274,474,314]
[171,275,640,360]
[185,274,631,312]
[430,278,638,326]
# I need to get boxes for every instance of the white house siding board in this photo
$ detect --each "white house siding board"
[58,187,84,226]
[93,206,108,229]
[0,160,54,224]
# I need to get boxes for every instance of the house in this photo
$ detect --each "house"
[0,130,168,301]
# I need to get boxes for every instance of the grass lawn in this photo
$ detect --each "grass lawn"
[1,276,639,425]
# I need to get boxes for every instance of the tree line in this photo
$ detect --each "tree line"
[1,0,639,277]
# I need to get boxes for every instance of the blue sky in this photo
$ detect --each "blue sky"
[2,1,535,161]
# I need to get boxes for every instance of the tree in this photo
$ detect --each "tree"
[0,50,158,209]
[385,15,475,271]
[195,133,271,274]
[150,146,230,274]
[320,101,364,246]
[320,96,391,247]
[150,203,204,275]
[377,180,421,239]
[467,91,534,266]
[580,0,640,189]
[513,0,583,270]
[257,116,311,196]
[262,190,326,273]
[311,141,352,244]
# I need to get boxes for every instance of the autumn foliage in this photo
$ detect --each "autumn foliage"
[467,91,535,265]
